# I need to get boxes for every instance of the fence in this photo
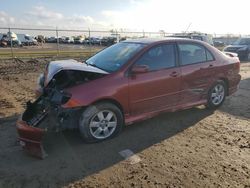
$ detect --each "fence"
[0,26,246,60]
[0,27,169,60]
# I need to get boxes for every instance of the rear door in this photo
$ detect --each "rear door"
[128,43,181,115]
[177,42,216,105]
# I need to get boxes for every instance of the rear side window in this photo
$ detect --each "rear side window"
[206,50,214,61]
[136,44,176,71]
[178,43,214,65]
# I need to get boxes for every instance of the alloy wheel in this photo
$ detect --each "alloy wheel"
[89,110,117,139]
[211,84,225,105]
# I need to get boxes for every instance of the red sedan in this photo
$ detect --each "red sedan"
[16,38,241,158]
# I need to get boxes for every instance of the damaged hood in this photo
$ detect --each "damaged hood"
[45,59,109,84]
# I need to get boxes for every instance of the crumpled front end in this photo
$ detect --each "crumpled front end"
[16,59,108,159]
[16,89,82,159]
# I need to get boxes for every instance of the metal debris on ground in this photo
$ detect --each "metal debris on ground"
[119,149,141,164]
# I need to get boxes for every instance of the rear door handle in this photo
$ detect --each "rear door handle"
[170,71,178,77]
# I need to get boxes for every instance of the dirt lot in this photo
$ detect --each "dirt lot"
[0,58,249,188]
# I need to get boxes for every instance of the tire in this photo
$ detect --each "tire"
[79,102,124,143]
[206,80,227,109]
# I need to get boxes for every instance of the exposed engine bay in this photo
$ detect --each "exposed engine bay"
[49,69,105,89]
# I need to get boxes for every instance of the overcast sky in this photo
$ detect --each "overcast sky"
[0,0,250,34]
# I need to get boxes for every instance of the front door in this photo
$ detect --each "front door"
[128,43,181,115]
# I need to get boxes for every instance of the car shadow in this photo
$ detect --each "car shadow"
[219,77,250,119]
[0,106,214,187]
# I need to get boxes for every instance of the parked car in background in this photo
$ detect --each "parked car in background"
[171,33,214,46]
[64,37,74,43]
[58,36,67,43]
[223,37,250,60]
[0,34,8,47]
[90,37,102,45]
[36,35,45,44]
[74,35,85,44]
[101,36,117,46]
[213,40,225,47]
[84,37,102,45]
[0,33,7,47]
[46,37,57,43]
[1,32,22,47]
[120,37,127,42]
[16,38,241,158]
[22,35,38,46]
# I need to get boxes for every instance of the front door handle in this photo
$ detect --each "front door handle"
[170,71,178,77]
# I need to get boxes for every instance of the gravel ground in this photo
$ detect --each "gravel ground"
[0,59,249,188]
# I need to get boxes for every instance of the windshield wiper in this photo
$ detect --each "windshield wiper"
[88,63,109,73]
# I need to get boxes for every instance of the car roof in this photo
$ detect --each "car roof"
[123,37,203,45]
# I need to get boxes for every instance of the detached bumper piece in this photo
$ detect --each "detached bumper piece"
[16,99,48,159]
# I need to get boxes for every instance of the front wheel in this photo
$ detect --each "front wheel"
[206,80,227,109]
[79,102,124,143]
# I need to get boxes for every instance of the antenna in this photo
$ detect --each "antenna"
[184,23,192,33]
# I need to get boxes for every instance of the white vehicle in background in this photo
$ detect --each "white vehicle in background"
[170,32,214,46]
[23,35,38,46]
[8,32,18,40]
[17,34,38,46]
[64,37,74,43]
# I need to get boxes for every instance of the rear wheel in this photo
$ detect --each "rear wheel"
[206,80,227,109]
[79,102,124,143]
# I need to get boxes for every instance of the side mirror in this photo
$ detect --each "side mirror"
[131,65,149,74]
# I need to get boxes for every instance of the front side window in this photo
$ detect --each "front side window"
[86,42,146,72]
[135,44,176,71]
[178,43,209,65]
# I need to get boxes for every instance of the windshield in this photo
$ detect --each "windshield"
[233,38,250,45]
[86,42,146,72]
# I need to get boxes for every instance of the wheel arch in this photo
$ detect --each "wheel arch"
[218,77,229,96]
[91,98,124,115]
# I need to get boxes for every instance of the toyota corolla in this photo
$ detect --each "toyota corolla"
[16,38,241,158]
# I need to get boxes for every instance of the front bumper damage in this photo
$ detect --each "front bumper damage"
[16,99,49,159]
[16,94,80,159]
[17,119,47,159]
